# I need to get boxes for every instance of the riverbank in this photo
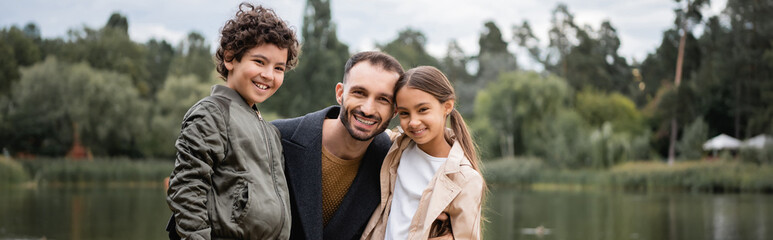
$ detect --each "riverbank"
[0,157,172,187]
[484,158,773,193]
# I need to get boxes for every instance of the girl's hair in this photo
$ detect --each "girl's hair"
[396,66,482,173]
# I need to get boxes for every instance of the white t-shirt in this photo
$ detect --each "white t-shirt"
[384,142,447,240]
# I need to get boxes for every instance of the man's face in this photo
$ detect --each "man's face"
[336,62,399,141]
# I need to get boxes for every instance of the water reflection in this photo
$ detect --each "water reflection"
[0,187,170,240]
[484,186,773,240]
[0,186,771,240]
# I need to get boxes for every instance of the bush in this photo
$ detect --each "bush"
[740,144,773,165]
[20,157,173,185]
[483,157,545,185]
[676,117,708,160]
[0,157,30,185]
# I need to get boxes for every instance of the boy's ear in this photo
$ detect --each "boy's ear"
[224,51,235,71]
[443,99,455,115]
[335,82,344,105]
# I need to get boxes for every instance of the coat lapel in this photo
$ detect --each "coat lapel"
[282,107,329,239]
[412,142,466,237]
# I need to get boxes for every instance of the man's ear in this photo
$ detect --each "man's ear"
[443,99,455,115]
[224,51,235,71]
[335,82,344,105]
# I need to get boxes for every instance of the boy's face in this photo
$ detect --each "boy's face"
[225,43,288,106]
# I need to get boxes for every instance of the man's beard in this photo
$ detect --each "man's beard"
[339,102,389,141]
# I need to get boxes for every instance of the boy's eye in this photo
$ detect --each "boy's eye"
[275,66,286,72]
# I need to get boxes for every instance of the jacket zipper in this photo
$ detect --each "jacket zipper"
[255,109,287,233]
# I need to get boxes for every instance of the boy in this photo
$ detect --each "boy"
[166,3,299,239]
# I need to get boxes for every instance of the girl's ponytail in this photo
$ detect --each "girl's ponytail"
[448,108,481,172]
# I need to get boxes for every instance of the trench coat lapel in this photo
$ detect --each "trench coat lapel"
[413,142,466,236]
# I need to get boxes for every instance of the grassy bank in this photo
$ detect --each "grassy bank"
[0,157,173,187]
[484,157,773,193]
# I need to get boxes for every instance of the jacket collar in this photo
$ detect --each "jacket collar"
[210,84,260,112]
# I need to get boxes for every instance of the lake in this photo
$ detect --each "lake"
[0,186,771,239]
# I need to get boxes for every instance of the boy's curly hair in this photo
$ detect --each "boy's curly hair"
[215,3,300,80]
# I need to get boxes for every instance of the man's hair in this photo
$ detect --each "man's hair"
[342,51,404,83]
[215,3,300,80]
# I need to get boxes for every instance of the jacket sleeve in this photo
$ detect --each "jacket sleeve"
[448,171,484,240]
[166,101,228,240]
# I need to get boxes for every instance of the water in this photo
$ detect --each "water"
[0,186,771,240]
[485,186,773,240]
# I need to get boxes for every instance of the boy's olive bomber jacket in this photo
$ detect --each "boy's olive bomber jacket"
[167,84,291,240]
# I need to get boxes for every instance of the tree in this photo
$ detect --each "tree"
[141,74,218,157]
[1,57,149,156]
[575,88,644,135]
[57,13,150,96]
[168,32,213,84]
[145,39,175,96]
[440,40,475,117]
[476,21,517,84]
[667,0,709,164]
[264,0,350,118]
[0,24,42,93]
[378,28,439,69]
[473,71,571,158]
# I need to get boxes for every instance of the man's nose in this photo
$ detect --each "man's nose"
[360,98,376,116]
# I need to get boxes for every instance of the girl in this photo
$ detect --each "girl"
[362,66,485,240]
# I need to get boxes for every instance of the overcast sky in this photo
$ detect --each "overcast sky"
[1,0,726,68]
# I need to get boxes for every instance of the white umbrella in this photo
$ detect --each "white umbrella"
[703,134,742,151]
[743,134,772,149]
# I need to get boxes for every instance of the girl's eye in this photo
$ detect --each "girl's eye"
[398,111,408,116]
[419,107,429,113]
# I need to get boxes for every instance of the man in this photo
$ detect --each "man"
[272,51,404,240]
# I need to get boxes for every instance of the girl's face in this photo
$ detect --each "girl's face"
[395,86,454,155]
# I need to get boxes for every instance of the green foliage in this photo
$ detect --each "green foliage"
[739,144,773,165]
[476,21,517,85]
[484,160,773,193]
[264,0,349,118]
[3,57,149,156]
[20,158,172,185]
[588,123,630,168]
[482,157,545,185]
[0,157,30,185]
[575,88,644,134]
[141,75,219,157]
[676,117,708,160]
[0,25,42,93]
[629,129,654,161]
[379,28,439,69]
[167,32,213,85]
[473,71,576,165]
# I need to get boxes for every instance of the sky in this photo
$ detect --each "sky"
[0,0,727,68]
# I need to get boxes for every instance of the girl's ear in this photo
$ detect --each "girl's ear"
[224,51,235,71]
[443,99,455,116]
